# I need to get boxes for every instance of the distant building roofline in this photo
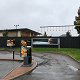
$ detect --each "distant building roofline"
[0,28,42,35]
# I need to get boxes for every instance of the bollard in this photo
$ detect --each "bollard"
[13,49,14,59]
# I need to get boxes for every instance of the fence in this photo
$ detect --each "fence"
[0,37,80,48]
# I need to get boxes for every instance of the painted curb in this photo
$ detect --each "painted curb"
[9,61,37,80]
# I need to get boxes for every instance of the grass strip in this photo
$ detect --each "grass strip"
[0,47,20,51]
[0,47,9,50]
[14,47,20,51]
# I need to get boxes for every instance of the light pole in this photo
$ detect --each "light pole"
[14,25,19,37]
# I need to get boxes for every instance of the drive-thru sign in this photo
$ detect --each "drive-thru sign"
[20,39,32,66]
[7,39,15,59]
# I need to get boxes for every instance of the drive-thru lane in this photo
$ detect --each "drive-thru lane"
[15,51,80,80]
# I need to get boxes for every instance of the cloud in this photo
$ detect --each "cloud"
[0,0,79,36]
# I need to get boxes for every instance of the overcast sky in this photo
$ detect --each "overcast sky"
[0,0,80,36]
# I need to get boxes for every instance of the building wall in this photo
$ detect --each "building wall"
[8,31,17,37]
[0,30,20,37]
[21,30,38,37]
[18,30,21,37]
[0,29,40,37]
[0,31,3,36]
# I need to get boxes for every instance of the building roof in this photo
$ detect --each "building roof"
[0,28,42,35]
[59,34,66,37]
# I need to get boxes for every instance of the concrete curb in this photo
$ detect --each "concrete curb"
[0,59,23,61]
[0,57,23,61]
[9,61,37,80]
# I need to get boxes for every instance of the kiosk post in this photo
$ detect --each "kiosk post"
[13,49,14,59]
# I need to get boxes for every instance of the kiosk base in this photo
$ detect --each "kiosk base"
[21,64,33,67]
[22,57,32,67]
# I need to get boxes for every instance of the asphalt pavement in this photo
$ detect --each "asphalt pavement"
[0,60,21,79]
[0,51,80,80]
[0,51,47,79]
[15,51,80,80]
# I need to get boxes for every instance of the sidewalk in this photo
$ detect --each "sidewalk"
[0,57,37,80]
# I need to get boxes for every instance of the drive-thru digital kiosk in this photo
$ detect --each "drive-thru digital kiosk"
[20,39,32,66]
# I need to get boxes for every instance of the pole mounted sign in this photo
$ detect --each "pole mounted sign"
[20,39,32,66]
[7,39,15,59]
[7,39,15,46]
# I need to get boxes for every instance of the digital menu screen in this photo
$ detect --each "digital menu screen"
[7,39,15,46]
[33,38,58,45]
[20,40,31,57]
[27,47,31,57]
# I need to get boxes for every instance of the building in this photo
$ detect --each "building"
[0,28,41,37]
[59,34,66,37]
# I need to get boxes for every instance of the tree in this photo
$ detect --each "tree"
[66,31,71,37]
[74,7,80,36]
[43,32,47,37]
[2,29,8,37]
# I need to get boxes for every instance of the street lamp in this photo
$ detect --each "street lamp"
[14,25,19,37]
